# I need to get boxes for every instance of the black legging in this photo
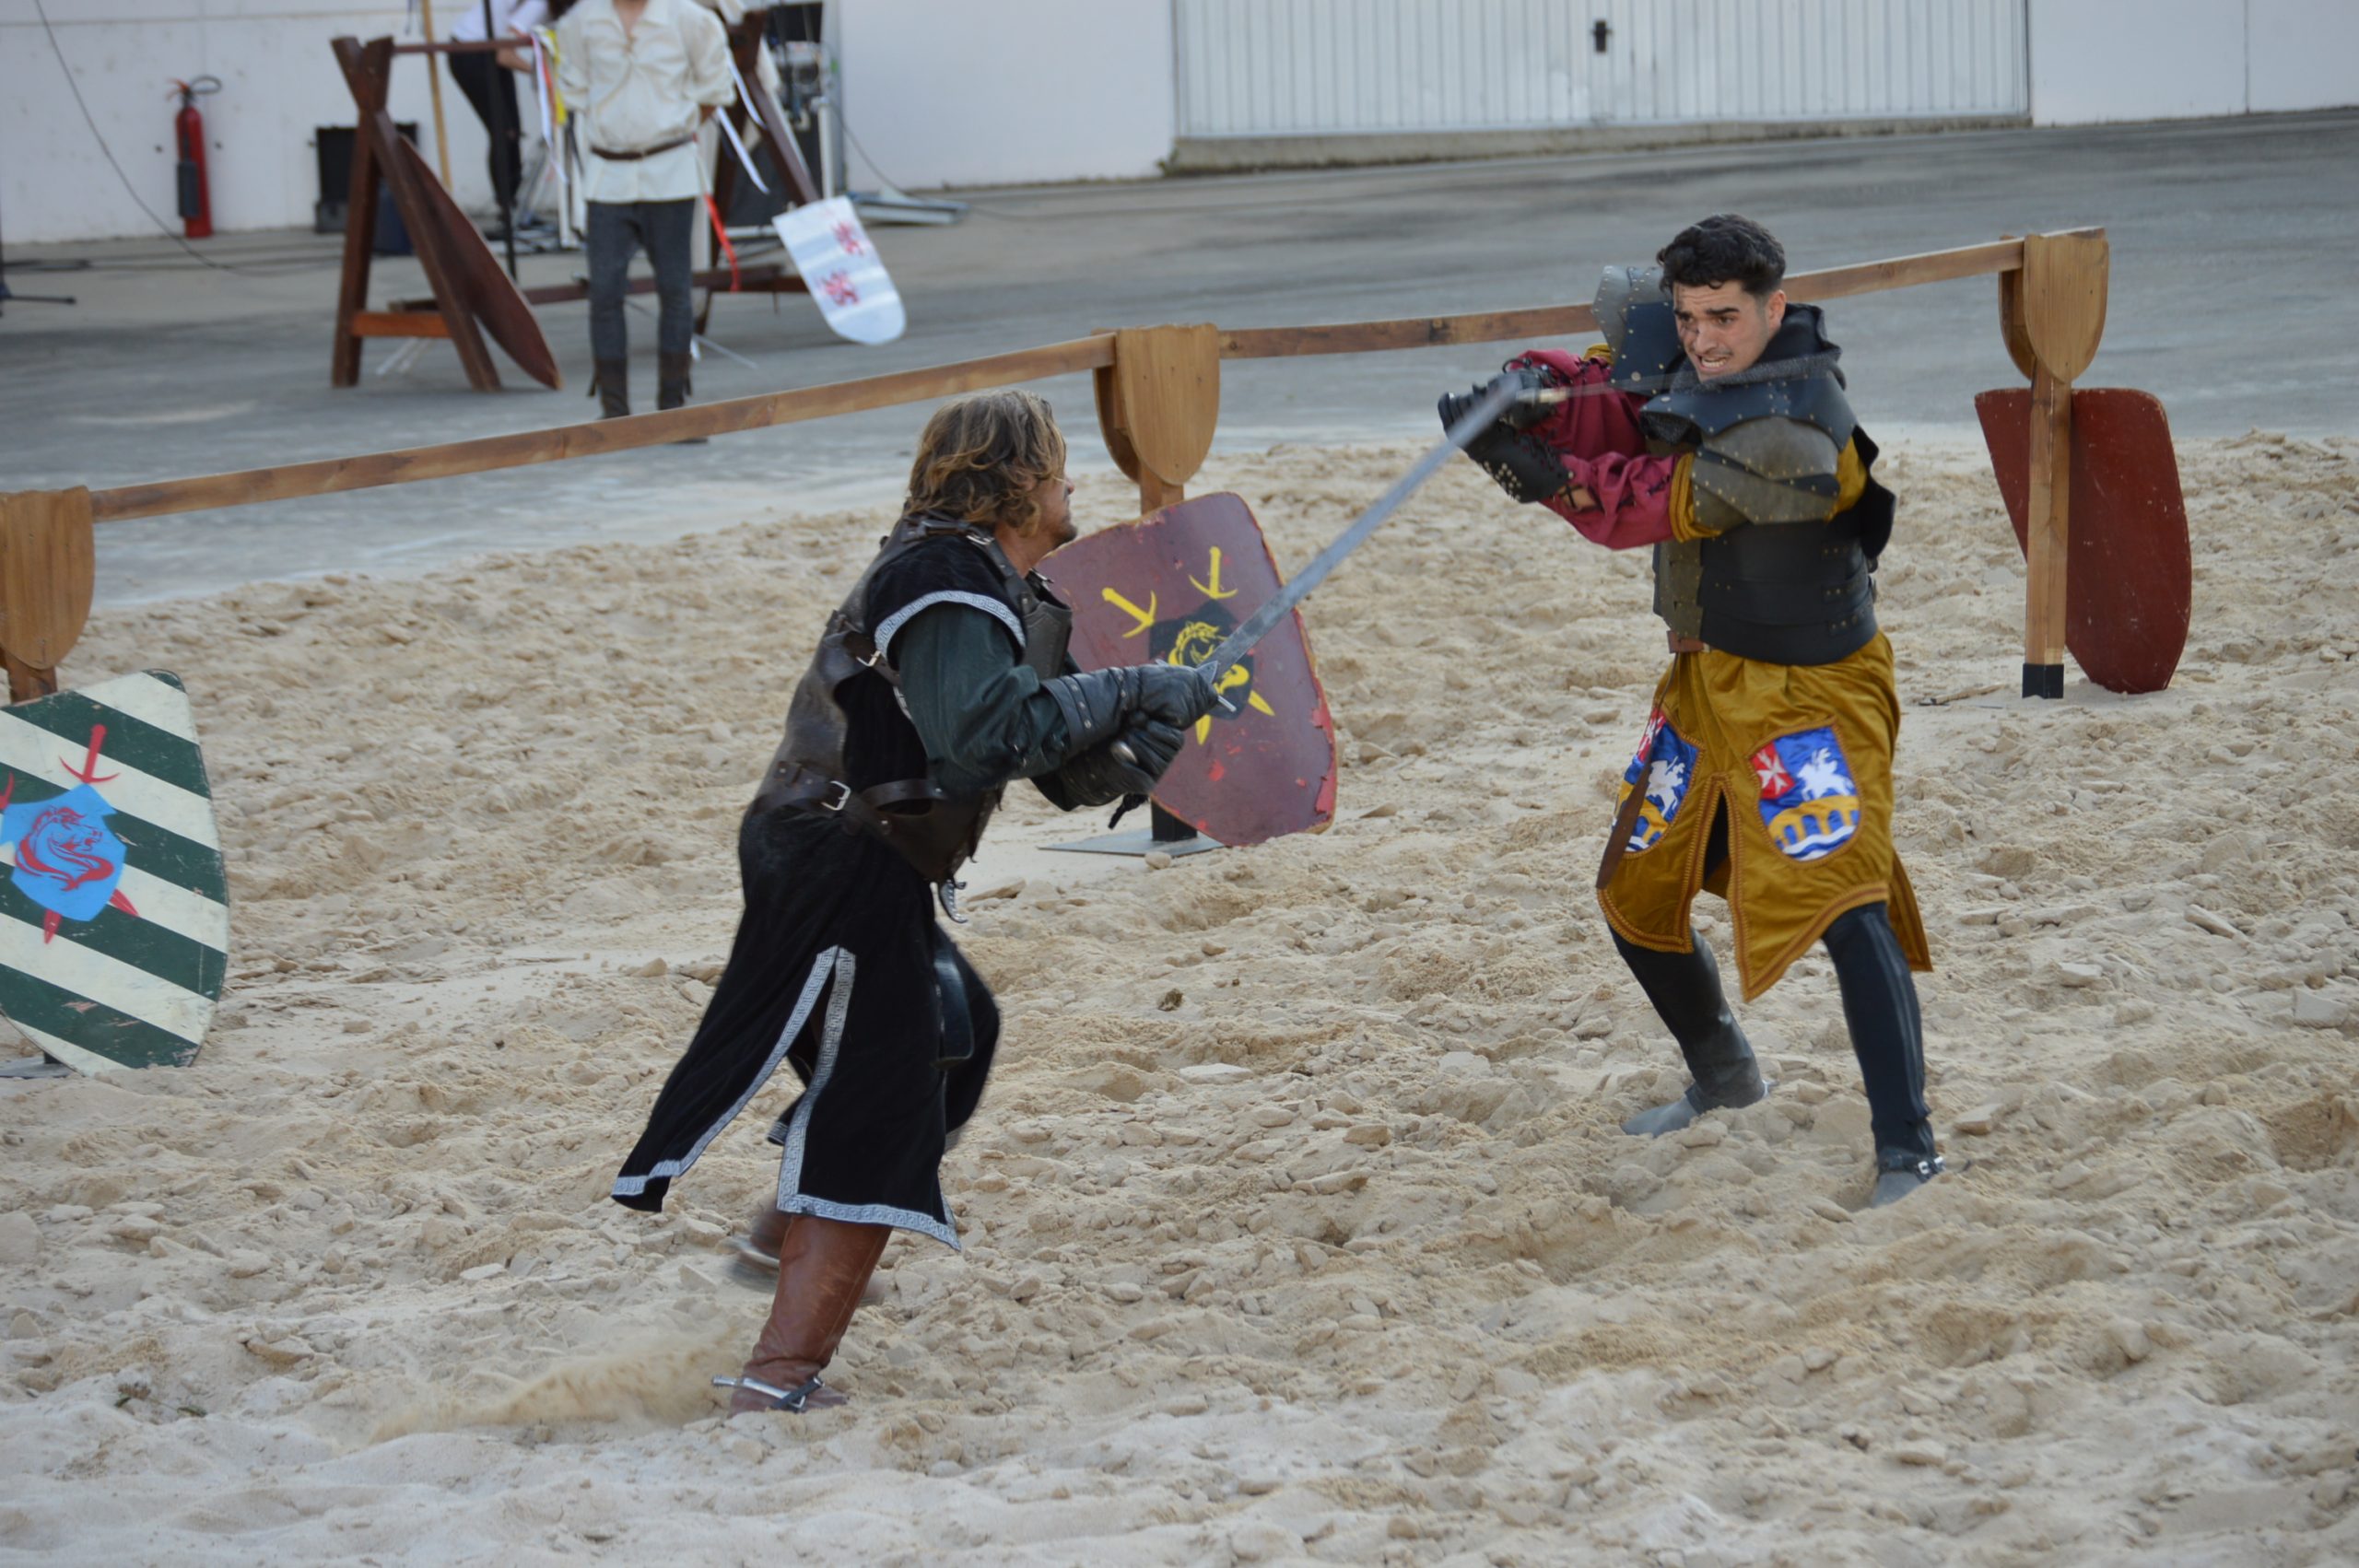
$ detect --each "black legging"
[448,51,523,214]
[1645,802,1935,1158]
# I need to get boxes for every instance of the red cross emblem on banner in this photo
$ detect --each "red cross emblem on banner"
[830,221,865,256]
[819,270,861,307]
[1751,743,1793,798]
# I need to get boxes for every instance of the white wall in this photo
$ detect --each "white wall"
[10,2,2353,242]
[1,0,499,245]
[2247,0,2359,113]
[835,0,1176,191]
[2029,0,2359,124]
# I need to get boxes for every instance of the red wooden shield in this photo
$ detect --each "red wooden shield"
[1975,387,2192,695]
[1039,492,1337,847]
[397,135,562,390]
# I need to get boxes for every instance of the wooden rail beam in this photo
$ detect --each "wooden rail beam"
[1215,230,2101,363]
[13,231,2110,701]
[88,335,1117,524]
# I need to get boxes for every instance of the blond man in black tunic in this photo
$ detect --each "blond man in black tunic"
[614,392,1219,1412]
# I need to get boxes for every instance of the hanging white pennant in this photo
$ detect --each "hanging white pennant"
[773,196,904,345]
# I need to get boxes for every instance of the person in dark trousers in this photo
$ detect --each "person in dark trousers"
[555,0,732,417]
[446,1,546,234]
[1439,215,1944,1207]
[613,392,1222,1413]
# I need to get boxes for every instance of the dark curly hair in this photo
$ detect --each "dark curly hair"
[1658,215,1787,299]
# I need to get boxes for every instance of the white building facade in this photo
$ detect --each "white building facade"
[5,0,2353,244]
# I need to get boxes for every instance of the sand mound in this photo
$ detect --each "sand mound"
[2,432,2355,1563]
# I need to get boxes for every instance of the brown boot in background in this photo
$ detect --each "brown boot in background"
[593,359,629,420]
[715,1213,889,1413]
[657,350,706,442]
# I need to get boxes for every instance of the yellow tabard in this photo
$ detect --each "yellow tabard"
[1595,633,1931,1000]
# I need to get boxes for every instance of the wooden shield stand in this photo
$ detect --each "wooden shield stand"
[1974,387,2191,695]
[329,36,561,392]
[1082,324,1239,850]
[1995,230,2111,697]
[0,489,95,702]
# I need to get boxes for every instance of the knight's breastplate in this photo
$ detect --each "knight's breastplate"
[1637,338,1891,667]
[1694,511,1878,666]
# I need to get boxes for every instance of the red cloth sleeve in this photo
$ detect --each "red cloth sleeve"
[1503,349,1682,549]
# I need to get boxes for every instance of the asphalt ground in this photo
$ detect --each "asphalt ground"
[5,110,2353,605]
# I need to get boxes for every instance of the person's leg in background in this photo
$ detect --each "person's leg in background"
[641,197,701,417]
[446,51,523,226]
[585,202,641,417]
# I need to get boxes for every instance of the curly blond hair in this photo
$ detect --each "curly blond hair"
[903,390,1068,539]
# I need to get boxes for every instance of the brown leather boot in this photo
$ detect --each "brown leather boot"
[717,1213,889,1413]
[657,350,706,441]
[656,350,692,410]
[593,359,629,419]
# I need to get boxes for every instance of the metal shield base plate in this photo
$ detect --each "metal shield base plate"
[0,672,229,1074]
[1045,827,1225,859]
[1039,493,1339,848]
[1975,387,2193,696]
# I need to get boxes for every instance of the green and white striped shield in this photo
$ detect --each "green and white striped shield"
[0,672,228,1074]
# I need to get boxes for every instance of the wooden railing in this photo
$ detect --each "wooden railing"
[0,228,2107,701]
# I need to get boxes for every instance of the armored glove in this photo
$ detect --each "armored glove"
[1052,718,1185,806]
[1439,366,1575,506]
[1437,364,1557,435]
[1461,424,1573,506]
[1042,661,1221,757]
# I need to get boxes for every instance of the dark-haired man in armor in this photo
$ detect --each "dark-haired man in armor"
[1439,215,1944,1207]
[612,390,1221,1411]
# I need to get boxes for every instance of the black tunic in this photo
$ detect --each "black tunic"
[610,534,1076,1246]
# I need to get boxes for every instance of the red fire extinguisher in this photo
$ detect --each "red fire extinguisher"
[170,76,222,240]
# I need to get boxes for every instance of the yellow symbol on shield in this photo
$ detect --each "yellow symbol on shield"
[1168,618,1276,744]
[1107,545,1281,745]
[1102,588,1157,638]
[1189,547,1238,601]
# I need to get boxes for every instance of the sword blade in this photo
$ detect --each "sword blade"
[1200,377,1520,681]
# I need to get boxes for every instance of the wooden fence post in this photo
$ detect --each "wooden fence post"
[2001,228,2108,698]
[0,488,98,703]
[1095,324,1221,517]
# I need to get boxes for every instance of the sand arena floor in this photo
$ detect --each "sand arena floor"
[1,433,2354,1565]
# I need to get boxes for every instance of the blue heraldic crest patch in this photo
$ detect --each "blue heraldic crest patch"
[1620,708,1698,854]
[2,784,128,925]
[1751,727,1862,862]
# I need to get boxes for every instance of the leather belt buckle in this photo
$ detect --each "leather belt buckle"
[815,779,851,813]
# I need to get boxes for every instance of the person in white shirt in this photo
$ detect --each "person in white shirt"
[556,0,733,417]
[447,0,549,235]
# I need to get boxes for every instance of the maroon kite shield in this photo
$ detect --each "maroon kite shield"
[1039,492,1337,847]
[1975,387,2192,694]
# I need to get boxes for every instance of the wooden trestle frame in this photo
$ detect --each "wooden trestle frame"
[329,18,826,393]
[2,231,2107,705]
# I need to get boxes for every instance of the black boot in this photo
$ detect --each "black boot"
[658,351,707,442]
[1614,928,1769,1136]
[593,359,629,420]
[1823,904,1942,1197]
[1869,1150,1947,1208]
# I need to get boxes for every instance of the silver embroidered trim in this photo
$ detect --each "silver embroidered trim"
[774,948,963,1250]
[873,591,1023,662]
[608,946,843,1199]
[780,1193,958,1251]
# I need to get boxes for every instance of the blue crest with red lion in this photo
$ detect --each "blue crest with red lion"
[2,783,128,925]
